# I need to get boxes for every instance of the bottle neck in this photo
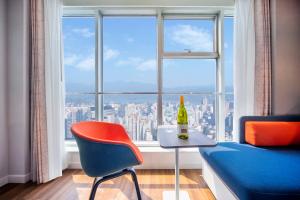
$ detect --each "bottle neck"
[180,96,184,105]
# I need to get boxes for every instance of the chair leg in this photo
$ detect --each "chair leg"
[88,168,142,200]
[89,177,102,200]
[128,168,142,200]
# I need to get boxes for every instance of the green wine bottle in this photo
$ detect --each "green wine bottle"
[177,96,189,140]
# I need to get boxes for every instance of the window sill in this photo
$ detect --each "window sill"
[65,141,200,153]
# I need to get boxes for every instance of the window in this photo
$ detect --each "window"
[63,17,96,140]
[62,11,234,143]
[102,17,157,141]
[224,17,234,141]
[161,15,218,139]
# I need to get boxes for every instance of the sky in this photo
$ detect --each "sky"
[63,16,233,93]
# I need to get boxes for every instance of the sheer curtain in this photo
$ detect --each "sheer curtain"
[233,0,256,142]
[44,0,65,181]
[31,0,64,183]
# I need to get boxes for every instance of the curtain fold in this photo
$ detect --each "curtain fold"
[254,0,272,116]
[31,0,64,183]
[44,0,65,180]
[233,0,256,142]
[30,0,49,183]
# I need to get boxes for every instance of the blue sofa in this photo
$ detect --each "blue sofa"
[200,116,300,200]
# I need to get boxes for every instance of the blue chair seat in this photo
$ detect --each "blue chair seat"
[200,142,300,200]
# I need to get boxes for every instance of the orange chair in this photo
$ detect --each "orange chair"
[71,121,143,200]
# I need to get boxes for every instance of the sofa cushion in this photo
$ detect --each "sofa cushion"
[245,121,300,146]
[200,142,300,200]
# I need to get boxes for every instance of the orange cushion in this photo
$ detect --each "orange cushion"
[245,121,300,146]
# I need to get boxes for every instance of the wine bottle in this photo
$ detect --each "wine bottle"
[177,96,189,140]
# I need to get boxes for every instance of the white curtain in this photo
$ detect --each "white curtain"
[233,0,255,142]
[44,0,66,180]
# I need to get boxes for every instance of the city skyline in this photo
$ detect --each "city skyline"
[65,95,234,141]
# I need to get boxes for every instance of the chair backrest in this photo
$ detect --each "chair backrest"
[71,121,141,177]
[239,115,300,143]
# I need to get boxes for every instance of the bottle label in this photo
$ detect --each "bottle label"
[178,124,188,134]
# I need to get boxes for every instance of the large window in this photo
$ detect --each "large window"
[63,11,234,143]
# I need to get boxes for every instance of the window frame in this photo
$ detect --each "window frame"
[63,8,233,146]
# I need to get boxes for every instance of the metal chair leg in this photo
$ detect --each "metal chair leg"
[128,168,142,200]
[89,177,102,200]
[88,168,142,200]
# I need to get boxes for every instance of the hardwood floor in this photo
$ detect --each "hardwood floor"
[0,169,215,200]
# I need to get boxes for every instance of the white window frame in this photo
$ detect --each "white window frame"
[63,7,233,147]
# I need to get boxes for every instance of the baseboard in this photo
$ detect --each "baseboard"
[67,150,202,169]
[0,176,8,187]
[68,162,82,169]
[7,173,31,183]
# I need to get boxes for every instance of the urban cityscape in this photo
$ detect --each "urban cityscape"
[65,94,234,141]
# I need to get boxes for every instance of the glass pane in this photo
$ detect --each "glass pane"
[163,59,216,93]
[63,17,96,93]
[103,94,157,141]
[103,17,157,92]
[224,17,234,141]
[224,17,234,93]
[164,19,214,52]
[225,94,234,141]
[65,94,96,140]
[163,95,216,139]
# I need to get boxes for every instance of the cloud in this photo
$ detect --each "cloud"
[117,57,142,66]
[64,54,79,66]
[64,53,94,71]
[75,56,94,71]
[117,57,156,71]
[224,42,228,49]
[72,28,94,38]
[104,48,120,61]
[127,37,135,43]
[169,25,213,51]
[137,59,156,71]
[64,46,120,71]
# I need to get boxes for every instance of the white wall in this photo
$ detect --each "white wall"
[6,0,31,183]
[0,0,8,187]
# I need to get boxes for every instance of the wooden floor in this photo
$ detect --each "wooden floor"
[0,169,215,200]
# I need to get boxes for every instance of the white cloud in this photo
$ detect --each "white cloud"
[104,48,120,61]
[64,47,120,71]
[117,57,142,66]
[64,54,79,66]
[72,28,94,38]
[224,42,228,49]
[75,57,94,71]
[127,37,135,43]
[64,52,95,71]
[136,59,156,71]
[117,57,156,71]
[169,25,213,51]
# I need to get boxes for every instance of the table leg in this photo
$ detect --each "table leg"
[175,148,179,200]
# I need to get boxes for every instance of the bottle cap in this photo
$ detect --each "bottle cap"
[180,96,184,105]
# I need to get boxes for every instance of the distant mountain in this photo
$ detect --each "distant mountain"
[66,81,233,93]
